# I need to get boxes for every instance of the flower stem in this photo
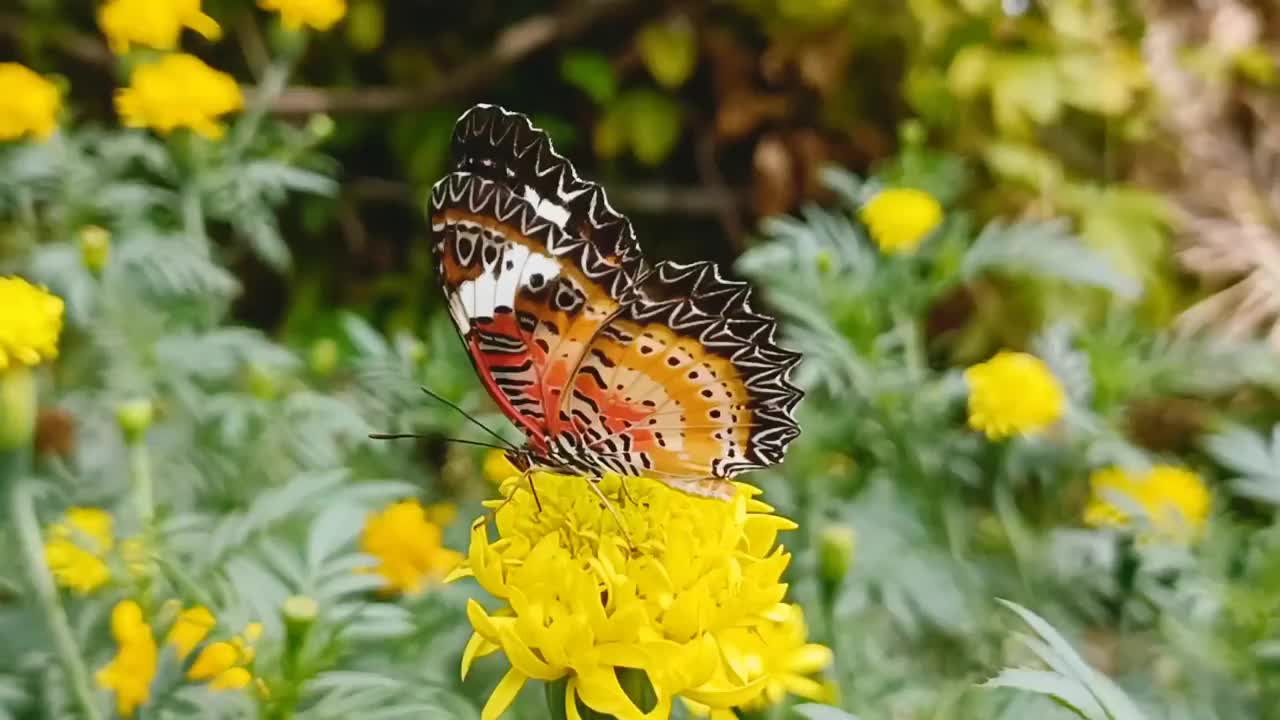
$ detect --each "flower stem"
[128,440,153,529]
[3,453,103,720]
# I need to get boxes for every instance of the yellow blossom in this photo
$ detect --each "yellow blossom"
[166,605,216,659]
[484,449,518,484]
[97,600,159,717]
[186,620,260,691]
[115,54,243,139]
[0,277,64,371]
[259,0,347,31]
[44,508,114,594]
[448,469,811,720]
[1085,465,1211,542]
[97,0,222,54]
[360,499,462,594]
[858,187,943,254]
[964,351,1066,440]
[0,64,61,142]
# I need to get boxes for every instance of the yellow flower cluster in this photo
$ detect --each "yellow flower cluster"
[449,470,830,720]
[1085,465,1211,542]
[964,351,1066,440]
[43,508,147,594]
[44,508,113,594]
[97,601,158,717]
[360,499,463,594]
[115,54,244,139]
[97,0,222,55]
[0,277,64,372]
[98,600,259,716]
[858,187,943,254]
[0,64,61,142]
[260,0,348,31]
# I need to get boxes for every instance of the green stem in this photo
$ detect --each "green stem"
[181,182,207,247]
[4,456,104,720]
[128,441,153,528]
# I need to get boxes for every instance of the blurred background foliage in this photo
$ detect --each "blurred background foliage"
[4,0,1280,719]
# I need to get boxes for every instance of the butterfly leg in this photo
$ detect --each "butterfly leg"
[617,475,637,507]
[585,477,635,550]
[526,470,543,513]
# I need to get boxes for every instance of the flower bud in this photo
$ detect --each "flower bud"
[282,594,317,624]
[305,113,335,139]
[308,338,339,377]
[115,398,154,444]
[246,364,278,400]
[819,525,856,583]
[79,225,111,275]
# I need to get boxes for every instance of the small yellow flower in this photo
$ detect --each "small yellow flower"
[483,449,518,484]
[0,277,64,372]
[858,187,943,254]
[1085,465,1211,542]
[187,620,260,691]
[166,605,216,659]
[115,54,244,139]
[360,499,462,594]
[964,351,1065,440]
[449,471,807,719]
[97,0,222,54]
[683,604,833,717]
[259,0,347,31]
[0,64,61,142]
[97,600,159,717]
[44,508,114,594]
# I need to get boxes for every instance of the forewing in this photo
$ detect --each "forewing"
[429,105,648,444]
[563,261,804,498]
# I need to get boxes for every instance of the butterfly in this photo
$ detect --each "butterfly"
[428,104,803,501]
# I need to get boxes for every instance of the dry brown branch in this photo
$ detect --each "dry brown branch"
[267,0,652,115]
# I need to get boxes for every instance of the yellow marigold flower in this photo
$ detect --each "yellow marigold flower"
[484,449,518,484]
[448,471,803,720]
[1085,465,1211,542]
[0,64,61,142]
[0,277,64,371]
[44,508,114,594]
[97,0,222,54]
[964,351,1065,440]
[97,600,158,717]
[115,54,244,139]
[360,499,462,594]
[858,187,943,254]
[166,605,216,659]
[259,0,347,31]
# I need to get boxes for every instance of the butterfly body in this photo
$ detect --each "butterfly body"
[430,104,803,500]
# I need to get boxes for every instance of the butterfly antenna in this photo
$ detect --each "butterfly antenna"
[419,386,519,451]
[367,433,511,452]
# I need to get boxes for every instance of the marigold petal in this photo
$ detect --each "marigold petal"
[480,668,527,720]
[187,642,237,681]
[788,643,834,674]
[210,667,253,691]
[566,677,585,720]
[461,632,499,680]
[497,624,564,681]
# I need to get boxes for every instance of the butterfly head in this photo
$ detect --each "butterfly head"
[504,448,534,473]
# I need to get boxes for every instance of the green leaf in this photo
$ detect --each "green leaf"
[560,50,618,104]
[637,17,698,90]
[962,219,1142,299]
[794,704,860,720]
[985,599,1148,720]
[622,90,683,166]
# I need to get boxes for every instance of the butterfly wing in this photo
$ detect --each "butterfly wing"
[562,261,804,499]
[428,104,647,446]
